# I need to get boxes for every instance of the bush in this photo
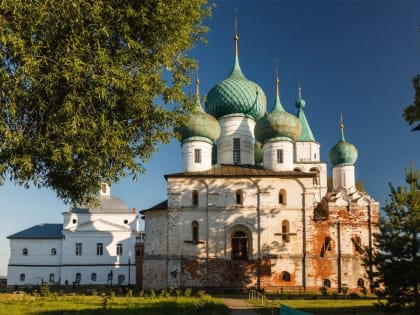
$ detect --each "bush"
[319,286,328,297]
[348,292,360,299]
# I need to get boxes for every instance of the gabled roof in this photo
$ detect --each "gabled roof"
[8,224,63,239]
[66,219,130,232]
[140,200,168,214]
[165,164,316,179]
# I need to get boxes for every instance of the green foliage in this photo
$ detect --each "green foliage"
[319,286,328,296]
[366,162,420,312]
[0,0,211,205]
[40,284,50,297]
[403,75,420,131]
[184,287,192,297]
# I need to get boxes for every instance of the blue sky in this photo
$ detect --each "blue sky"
[0,0,419,275]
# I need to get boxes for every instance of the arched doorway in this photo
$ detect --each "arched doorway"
[231,230,249,260]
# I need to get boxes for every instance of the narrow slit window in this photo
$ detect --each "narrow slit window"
[97,243,103,256]
[279,189,287,205]
[194,149,201,163]
[116,243,123,256]
[192,221,199,243]
[236,190,243,205]
[282,220,290,242]
[75,243,82,256]
[192,190,199,206]
[277,149,283,164]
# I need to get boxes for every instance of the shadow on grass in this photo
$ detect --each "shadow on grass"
[34,300,230,315]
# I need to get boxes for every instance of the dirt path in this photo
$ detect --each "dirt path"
[221,297,260,315]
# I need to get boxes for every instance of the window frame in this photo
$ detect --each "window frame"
[277,149,283,164]
[96,243,103,256]
[194,148,202,163]
[75,243,83,256]
[233,138,241,164]
[116,243,123,256]
[192,221,199,243]
[192,190,199,207]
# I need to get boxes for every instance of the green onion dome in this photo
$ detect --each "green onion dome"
[254,79,301,143]
[175,79,221,142]
[329,119,358,166]
[295,85,316,142]
[205,56,267,120]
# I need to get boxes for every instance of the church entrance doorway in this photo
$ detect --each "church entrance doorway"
[232,230,249,260]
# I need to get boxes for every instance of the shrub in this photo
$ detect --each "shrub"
[184,288,192,297]
[348,292,360,299]
[319,286,328,296]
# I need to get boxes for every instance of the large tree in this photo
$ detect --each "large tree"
[0,0,211,204]
[403,75,420,131]
[366,163,420,312]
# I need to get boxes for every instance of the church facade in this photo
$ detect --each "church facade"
[141,31,379,292]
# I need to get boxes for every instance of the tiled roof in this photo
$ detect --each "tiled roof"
[7,224,63,239]
[140,200,168,214]
[165,164,316,179]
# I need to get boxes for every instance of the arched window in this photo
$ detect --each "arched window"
[232,230,249,260]
[51,248,57,256]
[293,168,302,172]
[357,278,365,288]
[279,189,287,205]
[91,273,97,282]
[281,271,291,282]
[49,273,55,283]
[22,248,28,256]
[192,221,199,243]
[20,274,25,282]
[320,237,332,257]
[235,190,243,205]
[192,190,199,207]
[323,279,331,288]
[281,220,290,242]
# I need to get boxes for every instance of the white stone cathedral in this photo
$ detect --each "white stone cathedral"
[141,29,379,292]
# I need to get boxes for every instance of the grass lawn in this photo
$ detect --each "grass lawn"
[251,298,387,315]
[0,292,230,315]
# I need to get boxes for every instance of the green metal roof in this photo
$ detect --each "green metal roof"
[175,87,221,142]
[329,128,358,166]
[205,56,267,120]
[254,89,301,143]
[296,97,316,142]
